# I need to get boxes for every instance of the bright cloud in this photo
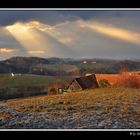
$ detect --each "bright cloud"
[5,22,54,57]
[0,48,14,53]
[28,50,45,54]
[23,21,75,45]
[5,21,77,58]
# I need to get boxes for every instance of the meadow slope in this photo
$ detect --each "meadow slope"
[0,88,140,129]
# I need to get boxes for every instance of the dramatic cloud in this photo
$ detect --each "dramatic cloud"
[1,10,140,60]
[0,11,81,26]
[5,21,78,58]
[1,10,140,27]
[6,22,55,57]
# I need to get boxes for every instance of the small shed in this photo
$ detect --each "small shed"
[67,74,99,92]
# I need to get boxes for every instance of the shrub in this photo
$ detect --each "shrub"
[117,75,140,88]
[98,79,110,88]
[49,88,57,95]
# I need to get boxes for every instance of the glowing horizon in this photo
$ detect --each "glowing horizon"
[0,47,15,53]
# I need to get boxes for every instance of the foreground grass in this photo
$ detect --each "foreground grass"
[1,87,140,128]
[3,87,140,114]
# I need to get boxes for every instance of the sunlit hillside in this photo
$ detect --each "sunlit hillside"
[0,88,140,129]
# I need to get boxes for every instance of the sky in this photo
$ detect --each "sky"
[1,10,140,60]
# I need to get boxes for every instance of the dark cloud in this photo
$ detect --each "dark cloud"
[0,10,140,26]
[0,10,80,26]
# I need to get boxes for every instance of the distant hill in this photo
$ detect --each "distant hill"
[0,56,140,76]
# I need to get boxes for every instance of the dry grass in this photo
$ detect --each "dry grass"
[0,111,14,119]
[2,88,140,115]
[1,87,140,128]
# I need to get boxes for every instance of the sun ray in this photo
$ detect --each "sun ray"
[78,20,140,45]
[24,21,75,45]
[5,21,78,58]
[5,22,54,57]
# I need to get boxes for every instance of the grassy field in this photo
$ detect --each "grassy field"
[0,87,140,128]
[0,73,74,100]
[0,74,72,88]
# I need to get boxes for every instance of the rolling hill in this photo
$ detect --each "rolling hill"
[0,56,140,76]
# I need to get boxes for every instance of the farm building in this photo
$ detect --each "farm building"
[67,73,99,92]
